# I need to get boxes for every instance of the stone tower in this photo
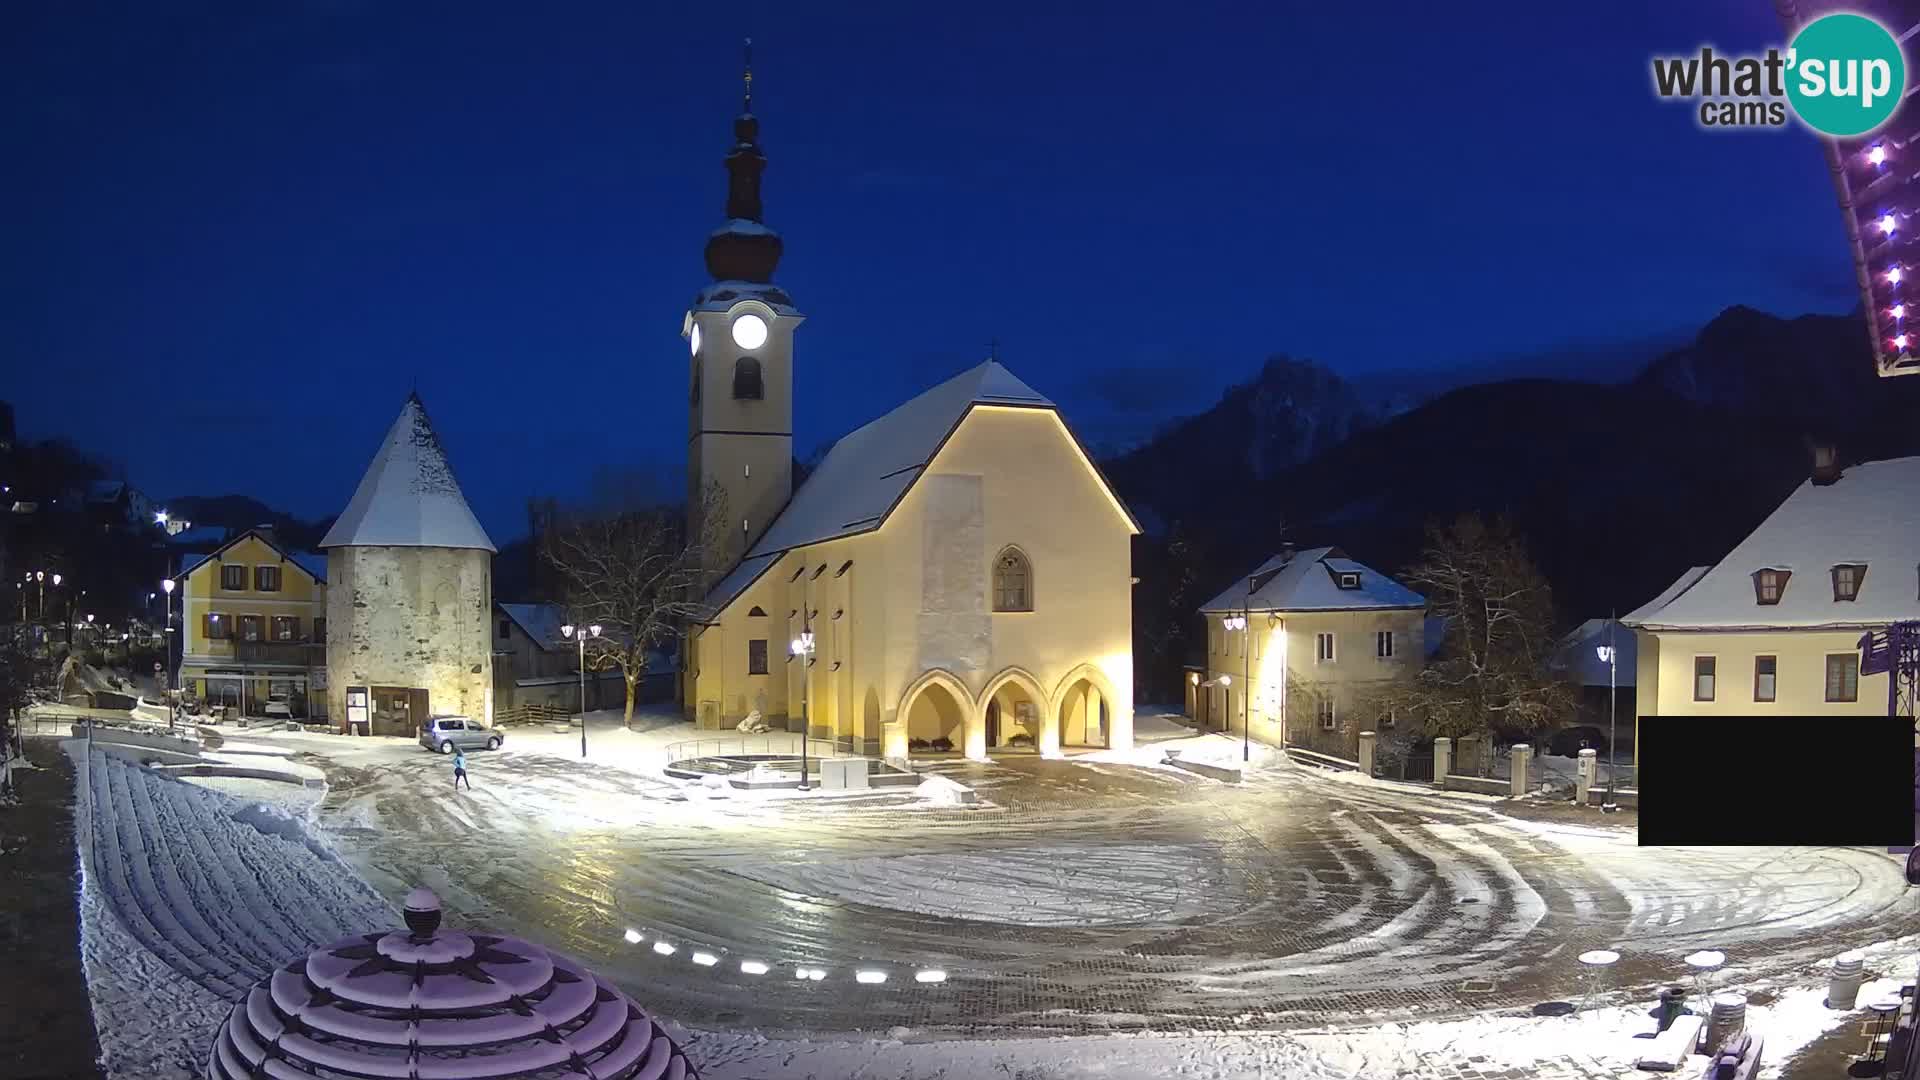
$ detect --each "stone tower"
[686,41,804,575]
[321,394,496,735]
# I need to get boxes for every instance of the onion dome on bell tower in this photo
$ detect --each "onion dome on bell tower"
[703,38,784,285]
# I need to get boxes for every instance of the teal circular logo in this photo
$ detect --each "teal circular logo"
[1787,13,1906,136]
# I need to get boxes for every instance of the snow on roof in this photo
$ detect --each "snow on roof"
[169,524,229,550]
[1550,618,1637,686]
[175,530,326,585]
[319,395,495,553]
[1622,455,1920,630]
[710,218,778,239]
[1621,567,1712,626]
[1199,546,1426,614]
[693,279,800,316]
[701,360,1128,615]
[498,603,569,649]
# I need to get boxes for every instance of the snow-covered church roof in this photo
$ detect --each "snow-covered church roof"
[320,395,496,553]
[1198,546,1425,614]
[1622,455,1920,631]
[701,360,1137,615]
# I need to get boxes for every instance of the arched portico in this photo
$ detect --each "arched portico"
[978,667,1053,757]
[897,668,980,759]
[1053,662,1126,752]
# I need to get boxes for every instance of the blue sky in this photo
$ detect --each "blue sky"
[1,1,1861,541]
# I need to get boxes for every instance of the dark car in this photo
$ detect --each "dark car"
[1546,725,1611,758]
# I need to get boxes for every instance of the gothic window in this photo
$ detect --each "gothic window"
[993,547,1032,612]
[732,356,763,400]
[747,606,767,617]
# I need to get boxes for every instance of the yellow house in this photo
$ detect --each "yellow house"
[1623,454,1920,762]
[1191,546,1427,759]
[677,95,1138,760]
[174,528,328,718]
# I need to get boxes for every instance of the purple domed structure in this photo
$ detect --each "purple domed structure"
[206,890,699,1079]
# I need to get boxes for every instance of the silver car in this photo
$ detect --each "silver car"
[419,715,503,754]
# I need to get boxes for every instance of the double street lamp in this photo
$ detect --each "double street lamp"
[161,578,177,729]
[561,623,601,759]
[790,630,815,791]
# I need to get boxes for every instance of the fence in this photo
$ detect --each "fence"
[1376,750,1434,783]
[494,702,572,728]
[664,735,849,762]
[1285,744,1364,772]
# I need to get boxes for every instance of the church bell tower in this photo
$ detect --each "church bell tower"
[687,39,802,575]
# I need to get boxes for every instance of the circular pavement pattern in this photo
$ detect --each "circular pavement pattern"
[309,747,1919,1038]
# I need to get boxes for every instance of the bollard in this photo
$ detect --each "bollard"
[1829,952,1866,1010]
[1656,987,1689,1032]
[1704,992,1747,1054]
[1510,743,1530,797]
[1434,737,1453,786]
[1576,748,1597,805]
[1358,731,1376,776]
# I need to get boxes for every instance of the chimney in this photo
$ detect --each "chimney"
[1279,542,1297,564]
[253,523,278,547]
[1809,443,1842,486]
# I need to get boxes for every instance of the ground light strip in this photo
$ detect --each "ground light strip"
[619,924,945,988]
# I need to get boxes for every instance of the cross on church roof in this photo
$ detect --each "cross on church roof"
[742,37,753,113]
[987,338,1000,361]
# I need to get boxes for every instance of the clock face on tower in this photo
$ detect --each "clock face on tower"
[689,323,702,356]
[731,313,768,350]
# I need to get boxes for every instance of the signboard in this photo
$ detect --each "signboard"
[346,687,369,732]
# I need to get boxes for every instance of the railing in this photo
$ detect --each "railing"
[234,640,325,664]
[664,735,850,762]
[1285,744,1364,772]
[1376,751,1435,783]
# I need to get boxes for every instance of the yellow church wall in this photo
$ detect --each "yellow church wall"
[686,402,1136,761]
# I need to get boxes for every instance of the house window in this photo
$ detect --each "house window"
[498,618,511,639]
[993,547,1033,612]
[1752,568,1789,605]
[205,613,230,640]
[272,616,300,641]
[1754,656,1777,702]
[238,615,264,642]
[1316,632,1336,663]
[1832,563,1867,601]
[1693,656,1716,701]
[221,564,247,591]
[1317,697,1337,730]
[255,565,281,592]
[747,639,768,675]
[1375,630,1394,659]
[1826,653,1860,702]
[314,617,327,643]
[732,356,763,400]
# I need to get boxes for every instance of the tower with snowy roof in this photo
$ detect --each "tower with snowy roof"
[320,394,497,734]
[685,38,804,576]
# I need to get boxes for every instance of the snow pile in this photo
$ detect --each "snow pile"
[914,773,973,805]
[689,1028,1353,1079]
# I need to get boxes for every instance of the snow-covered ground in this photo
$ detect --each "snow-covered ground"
[1071,707,1280,772]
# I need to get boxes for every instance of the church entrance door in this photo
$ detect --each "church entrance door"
[985,701,1000,748]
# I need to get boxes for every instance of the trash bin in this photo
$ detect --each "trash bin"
[1657,987,1690,1032]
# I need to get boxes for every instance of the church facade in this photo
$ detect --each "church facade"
[679,77,1138,761]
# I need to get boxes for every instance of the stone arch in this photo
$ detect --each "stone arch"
[1053,662,1122,751]
[978,666,1051,755]
[898,668,977,759]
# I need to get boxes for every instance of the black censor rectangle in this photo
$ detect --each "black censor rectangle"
[1637,716,1913,847]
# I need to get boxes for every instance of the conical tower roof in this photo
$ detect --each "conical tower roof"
[319,394,496,553]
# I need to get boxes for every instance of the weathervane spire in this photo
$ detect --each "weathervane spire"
[743,37,753,114]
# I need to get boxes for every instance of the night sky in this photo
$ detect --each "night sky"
[3,2,1862,543]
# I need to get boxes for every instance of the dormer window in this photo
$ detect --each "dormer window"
[1831,563,1867,602]
[1337,572,1361,590]
[1752,568,1791,605]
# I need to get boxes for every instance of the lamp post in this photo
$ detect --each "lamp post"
[1244,576,1255,762]
[790,627,815,791]
[561,623,601,759]
[161,578,177,729]
[1596,617,1618,813]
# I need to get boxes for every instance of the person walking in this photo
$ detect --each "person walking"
[453,748,470,791]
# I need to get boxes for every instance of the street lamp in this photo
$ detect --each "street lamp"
[561,623,601,758]
[790,630,815,790]
[1595,616,1618,813]
[161,578,177,729]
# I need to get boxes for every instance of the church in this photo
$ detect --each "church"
[679,65,1139,762]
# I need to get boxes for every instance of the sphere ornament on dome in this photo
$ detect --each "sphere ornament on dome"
[205,887,700,1079]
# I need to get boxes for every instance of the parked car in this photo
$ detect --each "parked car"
[1546,724,1610,758]
[419,715,503,754]
[263,697,293,719]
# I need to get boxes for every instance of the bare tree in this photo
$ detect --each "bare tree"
[1381,514,1571,746]
[540,483,729,727]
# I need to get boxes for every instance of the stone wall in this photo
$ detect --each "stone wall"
[326,546,493,730]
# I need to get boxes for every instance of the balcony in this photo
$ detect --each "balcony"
[234,640,326,665]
